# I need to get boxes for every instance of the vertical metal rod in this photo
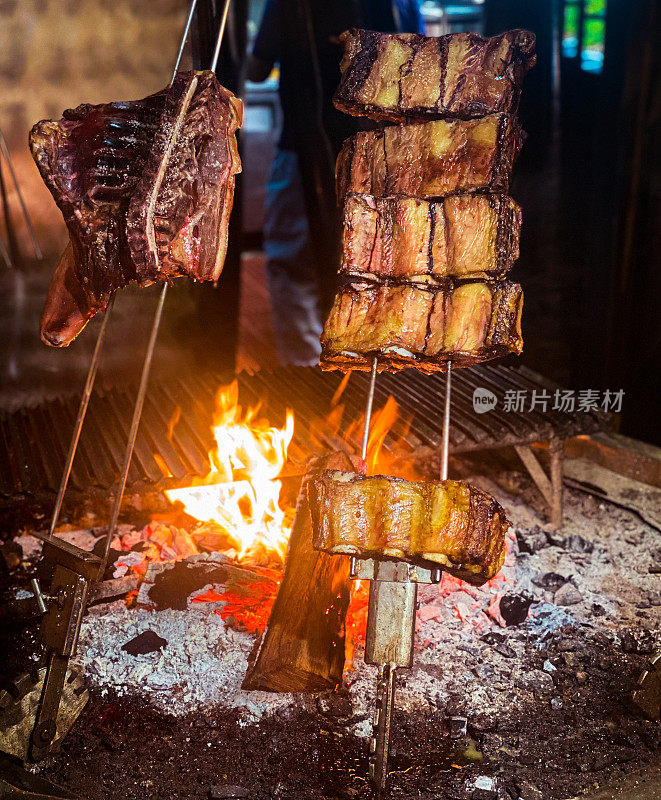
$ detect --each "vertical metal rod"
[171,0,200,81]
[101,284,168,568]
[210,0,233,73]
[361,357,378,463]
[41,0,200,547]
[0,129,43,260]
[46,300,115,540]
[440,360,452,480]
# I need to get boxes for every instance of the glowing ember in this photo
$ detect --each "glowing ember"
[165,381,295,562]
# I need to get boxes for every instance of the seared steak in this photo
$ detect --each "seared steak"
[308,470,509,585]
[320,278,523,372]
[336,114,522,201]
[342,193,521,281]
[30,71,242,347]
[30,89,166,308]
[126,71,242,284]
[334,28,536,122]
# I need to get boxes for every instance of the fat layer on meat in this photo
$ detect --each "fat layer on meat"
[336,114,523,201]
[308,470,509,585]
[342,193,521,281]
[334,28,536,122]
[320,279,523,372]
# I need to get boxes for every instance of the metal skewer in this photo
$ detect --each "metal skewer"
[100,0,232,566]
[361,357,378,463]
[41,0,200,549]
[441,360,452,481]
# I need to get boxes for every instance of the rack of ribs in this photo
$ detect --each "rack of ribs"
[308,470,509,585]
[342,193,521,282]
[336,114,523,202]
[321,279,523,372]
[334,28,536,122]
[30,70,242,347]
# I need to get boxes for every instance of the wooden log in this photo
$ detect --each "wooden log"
[242,451,356,693]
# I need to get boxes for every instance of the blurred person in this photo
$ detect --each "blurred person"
[247,0,423,365]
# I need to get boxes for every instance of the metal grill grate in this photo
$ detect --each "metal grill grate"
[0,364,609,498]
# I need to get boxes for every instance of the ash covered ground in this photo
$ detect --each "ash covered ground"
[24,483,659,800]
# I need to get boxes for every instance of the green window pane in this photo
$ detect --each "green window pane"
[562,4,580,58]
[585,0,607,16]
[581,18,606,73]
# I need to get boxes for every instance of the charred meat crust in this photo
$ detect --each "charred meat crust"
[319,278,523,373]
[336,114,524,202]
[126,71,242,285]
[29,89,166,305]
[30,71,242,347]
[341,193,521,281]
[308,470,509,585]
[334,28,536,122]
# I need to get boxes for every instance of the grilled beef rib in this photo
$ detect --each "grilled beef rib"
[30,71,242,347]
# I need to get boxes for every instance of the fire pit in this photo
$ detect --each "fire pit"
[2,373,659,800]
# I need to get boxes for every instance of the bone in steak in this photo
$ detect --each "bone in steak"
[126,70,242,284]
[342,193,521,281]
[334,28,536,122]
[336,114,523,202]
[320,279,523,372]
[30,71,242,347]
[308,470,509,585]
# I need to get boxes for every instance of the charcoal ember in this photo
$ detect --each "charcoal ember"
[565,534,594,553]
[449,716,468,737]
[620,627,657,654]
[553,583,583,607]
[481,631,516,658]
[121,629,168,656]
[516,527,548,554]
[498,593,533,625]
[532,572,569,592]
[316,691,353,719]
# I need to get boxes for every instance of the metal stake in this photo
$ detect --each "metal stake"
[361,357,378,463]
[47,299,114,539]
[42,0,200,546]
[100,0,233,570]
[0,129,42,261]
[441,360,452,480]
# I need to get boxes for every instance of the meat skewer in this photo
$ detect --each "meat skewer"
[44,0,202,542]
[101,0,234,573]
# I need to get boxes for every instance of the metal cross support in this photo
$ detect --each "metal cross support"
[352,360,452,798]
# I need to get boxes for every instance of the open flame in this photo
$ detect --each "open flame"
[165,380,294,563]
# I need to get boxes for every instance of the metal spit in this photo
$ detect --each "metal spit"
[353,358,452,798]
[0,0,233,766]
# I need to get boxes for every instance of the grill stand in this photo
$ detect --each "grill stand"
[352,362,451,798]
[0,0,235,768]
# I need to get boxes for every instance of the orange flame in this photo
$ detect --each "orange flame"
[165,381,294,563]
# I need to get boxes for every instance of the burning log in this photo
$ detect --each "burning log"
[242,452,356,693]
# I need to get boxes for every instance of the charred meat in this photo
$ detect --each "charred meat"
[308,470,509,585]
[127,71,242,284]
[342,193,521,281]
[334,28,536,122]
[320,279,523,372]
[336,114,522,202]
[30,71,242,347]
